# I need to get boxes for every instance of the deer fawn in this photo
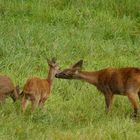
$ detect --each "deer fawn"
[0,75,19,103]
[56,60,140,118]
[21,58,59,112]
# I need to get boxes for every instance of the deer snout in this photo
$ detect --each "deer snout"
[55,72,66,78]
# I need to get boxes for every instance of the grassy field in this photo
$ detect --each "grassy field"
[0,0,140,139]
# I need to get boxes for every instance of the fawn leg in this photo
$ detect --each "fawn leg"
[22,96,28,113]
[0,93,6,104]
[38,100,44,108]
[38,97,48,108]
[104,93,114,113]
[31,98,40,112]
[127,93,139,118]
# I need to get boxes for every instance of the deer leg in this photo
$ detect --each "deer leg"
[127,93,139,118]
[39,94,48,108]
[38,100,44,108]
[0,93,6,104]
[38,98,47,108]
[31,98,40,112]
[22,96,28,113]
[104,93,114,113]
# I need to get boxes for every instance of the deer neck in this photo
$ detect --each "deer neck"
[47,67,55,84]
[75,70,98,85]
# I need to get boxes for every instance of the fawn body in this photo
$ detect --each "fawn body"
[22,58,59,112]
[0,75,19,103]
[55,60,140,117]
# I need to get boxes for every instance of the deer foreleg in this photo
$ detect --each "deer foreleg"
[104,93,114,113]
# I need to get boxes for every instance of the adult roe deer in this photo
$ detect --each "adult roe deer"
[0,75,19,103]
[55,60,140,118]
[22,58,59,112]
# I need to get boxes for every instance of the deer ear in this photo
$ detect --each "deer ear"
[52,57,57,63]
[72,60,83,69]
[47,59,52,65]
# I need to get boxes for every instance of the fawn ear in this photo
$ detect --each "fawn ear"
[72,60,83,69]
[51,57,57,63]
[47,58,57,65]
[47,58,52,65]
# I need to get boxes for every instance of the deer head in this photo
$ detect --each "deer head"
[47,57,60,72]
[47,58,60,81]
[55,60,83,79]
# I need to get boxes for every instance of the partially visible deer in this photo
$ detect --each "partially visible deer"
[21,58,59,112]
[55,60,140,118]
[0,75,19,103]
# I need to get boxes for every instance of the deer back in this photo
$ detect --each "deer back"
[0,75,15,94]
[96,67,140,95]
[23,77,51,97]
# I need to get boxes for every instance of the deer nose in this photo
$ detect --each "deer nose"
[55,72,65,78]
[55,73,59,78]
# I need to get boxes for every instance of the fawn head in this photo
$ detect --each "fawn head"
[47,57,60,75]
[55,60,83,79]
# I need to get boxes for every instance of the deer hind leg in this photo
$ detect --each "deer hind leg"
[104,93,114,114]
[127,93,139,118]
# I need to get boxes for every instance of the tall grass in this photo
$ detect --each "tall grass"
[0,0,140,139]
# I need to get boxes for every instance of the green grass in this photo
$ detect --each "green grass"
[0,0,140,139]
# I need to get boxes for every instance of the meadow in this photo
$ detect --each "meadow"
[0,0,140,139]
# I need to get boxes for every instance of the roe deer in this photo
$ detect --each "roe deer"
[22,58,59,112]
[55,60,140,118]
[0,75,19,103]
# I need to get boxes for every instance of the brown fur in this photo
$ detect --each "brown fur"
[55,60,140,117]
[22,58,59,112]
[0,75,19,103]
